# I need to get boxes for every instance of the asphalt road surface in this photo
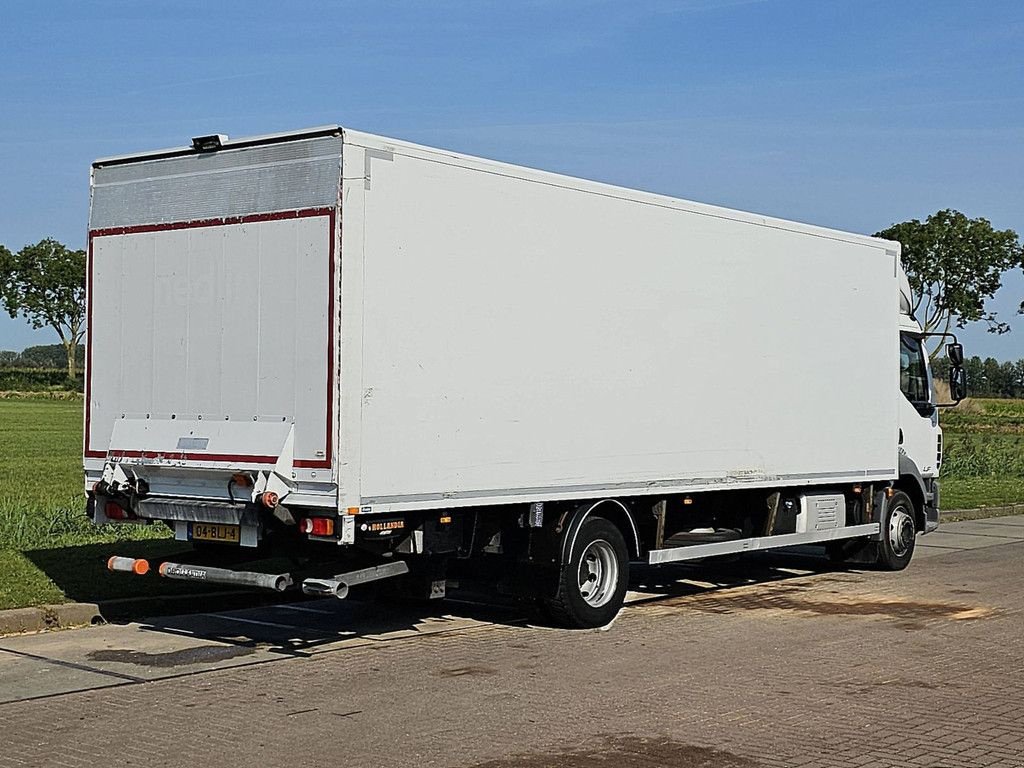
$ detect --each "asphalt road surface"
[1,516,1022,768]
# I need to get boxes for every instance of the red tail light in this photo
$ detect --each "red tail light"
[105,501,130,520]
[299,517,335,537]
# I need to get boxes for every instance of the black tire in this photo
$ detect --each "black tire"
[542,517,629,629]
[876,490,917,570]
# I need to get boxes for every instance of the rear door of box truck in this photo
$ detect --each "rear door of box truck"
[85,130,342,504]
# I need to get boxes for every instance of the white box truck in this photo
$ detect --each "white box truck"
[87,126,966,627]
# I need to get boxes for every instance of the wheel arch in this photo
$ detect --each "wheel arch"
[560,498,641,562]
[896,453,928,532]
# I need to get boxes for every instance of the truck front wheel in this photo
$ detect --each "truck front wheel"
[877,490,917,570]
[543,517,629,629]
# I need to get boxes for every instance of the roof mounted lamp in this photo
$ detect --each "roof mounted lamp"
[191,133,228,152]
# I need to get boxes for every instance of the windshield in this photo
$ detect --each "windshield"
[900,333,930,404]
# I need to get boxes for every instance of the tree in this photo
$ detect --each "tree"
[874,210,1024,359]
[20,343,85,370]
[963,356,987,396]
[0,239,87,379]
[982,357,1008,398]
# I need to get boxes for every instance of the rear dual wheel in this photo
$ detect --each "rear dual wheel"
[542,517,629,629]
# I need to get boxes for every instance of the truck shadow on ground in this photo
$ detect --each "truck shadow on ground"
[22,539,320,623]
[627,547,856,605]
[106,547,854,658]
[23,539,865,659]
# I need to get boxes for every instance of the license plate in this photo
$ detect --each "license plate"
[189,522,241,544]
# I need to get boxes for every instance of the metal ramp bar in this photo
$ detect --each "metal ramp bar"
[108,554,411,599]
[301,561,411,599]
[157,561,293,592]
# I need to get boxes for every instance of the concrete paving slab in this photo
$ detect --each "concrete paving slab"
[965,515,1024,528]
[932,521,1024,539]
[921,531,1022,550]
[0,623,283,683]
[0,596,527,701]
[137,610,372,656]
[0,648,127,704]
[916,544,963,558]
[915,515,1024,558]
[134,597,522,655]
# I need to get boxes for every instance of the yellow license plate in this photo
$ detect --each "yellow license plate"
[190,523,241,544]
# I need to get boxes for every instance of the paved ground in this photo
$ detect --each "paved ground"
[0,516,1022,768]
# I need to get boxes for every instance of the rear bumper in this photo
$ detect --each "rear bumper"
[89,492,266,548]
[143,497,264,547]
[137,497,259,526]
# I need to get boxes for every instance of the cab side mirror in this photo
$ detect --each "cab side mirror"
[949,366,967,403]
[946,342,964,367]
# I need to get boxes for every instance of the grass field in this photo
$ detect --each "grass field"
[0,396,1022,611]
[0,397,192,610]
[940,398,1024,508]
[0,398,169,550]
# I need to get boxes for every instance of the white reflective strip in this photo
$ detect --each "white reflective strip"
[197,613,312,631]
[274,604,337,616]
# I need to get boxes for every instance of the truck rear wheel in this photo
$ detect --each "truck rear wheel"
[876,490,917,570]
[543,517,629,629]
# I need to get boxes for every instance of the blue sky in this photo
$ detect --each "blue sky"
[2,0,1022,359]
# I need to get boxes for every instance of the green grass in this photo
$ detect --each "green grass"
[0,399,168,549]
[0,399,185,610]
[940,398,1024,435]
[0,399,303,612]
[940,398,1024,510]
[941,478,1024,511]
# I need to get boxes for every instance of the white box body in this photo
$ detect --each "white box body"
[86,127,900,515]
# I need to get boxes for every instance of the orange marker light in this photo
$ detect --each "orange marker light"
[107,556,150,575]
[439,515,452,524]
[347,506,360,515]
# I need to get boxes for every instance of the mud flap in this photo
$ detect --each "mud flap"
[830,539,882,565]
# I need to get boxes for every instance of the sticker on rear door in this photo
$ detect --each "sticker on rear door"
[176,437,210,450]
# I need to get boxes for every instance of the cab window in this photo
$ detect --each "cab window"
[900,333,930,404]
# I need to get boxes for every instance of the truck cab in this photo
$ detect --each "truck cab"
[895,266,964,544]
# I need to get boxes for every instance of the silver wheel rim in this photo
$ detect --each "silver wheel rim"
[888,504,915,557]
[577,539,619,608]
